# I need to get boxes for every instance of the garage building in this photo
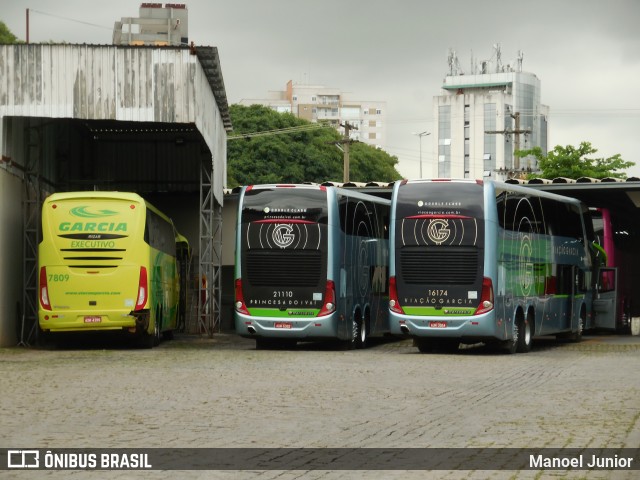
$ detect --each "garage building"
[0,43,231,347]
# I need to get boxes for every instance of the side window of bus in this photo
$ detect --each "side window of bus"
[339,197,376,237]
[599,269,616,293]
[497,193,544,233]
[145,210,176,256]
[545,201,584,240]
[556,265,574,295]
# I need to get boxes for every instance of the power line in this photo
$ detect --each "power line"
[227,123,333,140]
[28,9,112,32]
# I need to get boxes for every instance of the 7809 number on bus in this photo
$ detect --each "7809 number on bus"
[49,274,70,282]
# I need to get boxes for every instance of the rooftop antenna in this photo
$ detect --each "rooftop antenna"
[447,48,461,75]
[517,50,524,72]
[494,43,502,72]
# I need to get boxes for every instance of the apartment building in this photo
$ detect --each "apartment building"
[240,80,387,149]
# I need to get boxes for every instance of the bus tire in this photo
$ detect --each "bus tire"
[516,313,533,353]
[163,330,174,341]
[415,338,434,353]
[36,327,51,348]
[569,309,585,343]
[153,306,162,347]
[256,338,296,350]
[136,312,154,348]
[140,326,154,349]
[616,299,631,334]
[347,312,366,349]
[503,317,519,354]
[354,317,367,349]
[437,339,460,352]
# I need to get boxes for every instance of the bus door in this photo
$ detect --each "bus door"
[592,267,618,330]
[555,264,577,331]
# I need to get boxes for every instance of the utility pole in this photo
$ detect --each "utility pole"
[413,131,430,178]
[338,122,357,183]
[485,111,530,171]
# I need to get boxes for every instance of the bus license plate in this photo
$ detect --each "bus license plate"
[84,316,101,323]
[429,321,447,328]
[274,322,292,329]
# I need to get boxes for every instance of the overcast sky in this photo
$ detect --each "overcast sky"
[3,0,640,178]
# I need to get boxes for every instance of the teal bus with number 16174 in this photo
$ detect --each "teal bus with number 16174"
[388,179,598,353]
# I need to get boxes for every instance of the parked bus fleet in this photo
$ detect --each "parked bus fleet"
[37,179,631,352]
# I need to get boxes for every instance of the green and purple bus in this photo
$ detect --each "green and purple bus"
[388,179,596,353]
[234,184,390,349]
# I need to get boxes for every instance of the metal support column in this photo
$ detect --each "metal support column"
[198,158,221,336]
[19,123,42,346]
[212,197,222,334]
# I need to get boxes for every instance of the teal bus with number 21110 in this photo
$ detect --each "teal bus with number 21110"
[234,183,391,349]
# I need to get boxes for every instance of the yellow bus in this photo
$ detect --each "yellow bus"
[38,191,185,347]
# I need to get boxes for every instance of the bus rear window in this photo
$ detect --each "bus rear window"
[395,182,484,248]
[241,188,328,224]
[395,182,484,220]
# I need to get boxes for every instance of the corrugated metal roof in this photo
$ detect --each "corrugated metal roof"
[0,43,231,130]
[0,43,230,203]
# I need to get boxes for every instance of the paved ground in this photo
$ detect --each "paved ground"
[1,332,639,479]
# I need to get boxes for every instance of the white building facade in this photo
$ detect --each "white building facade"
[433,69,549,180]
[113,3,189,46]
[240,80,387,149]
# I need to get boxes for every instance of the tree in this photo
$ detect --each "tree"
[516,142,635,180]
[227,104,402,187]
[0,21,21,44]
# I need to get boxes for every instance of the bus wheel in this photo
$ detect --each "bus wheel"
[569,310,585,343]
[355,318,368,349]
[256,338,296,350]
[350,315,367,349]
[516,315,532,353]
[153,307,162,347]
[415,338,434,353]
[437,339,460,352]
[36,327,51,348]
[163,330,174,341]
[503,319,519,354]
[139,323,154,349]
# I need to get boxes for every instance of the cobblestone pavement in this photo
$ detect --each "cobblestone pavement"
[1,332,639,480]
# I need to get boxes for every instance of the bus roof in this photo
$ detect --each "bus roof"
[244,183,391,205]
[45,191,146,202]
[395,179,585,207]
